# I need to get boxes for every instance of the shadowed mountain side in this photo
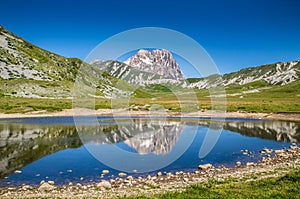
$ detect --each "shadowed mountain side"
[0,124,81,179]
[222,121,300,143]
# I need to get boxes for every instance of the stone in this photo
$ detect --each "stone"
[198,163,213,170]
[14,170,22,174]
[118,172,127,177]
[236,161,242,167]
[183,178,189,182]
[102,170,109,175]
[157,172,162,177]
[38,182,56,192]
[40,180,45,185]
[275,149,285,154]
[47,180,55,185]
[21,185,32,191]
[127,176,134,181]
[96,180,111,189]
[145,180,156,186]
[290,145,298,150]
[67,170,72,173]
[246,162,255,167]
[80,177,84,181]
[68,182,73,186]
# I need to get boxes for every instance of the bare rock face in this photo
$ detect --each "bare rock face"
[124,49,185,80]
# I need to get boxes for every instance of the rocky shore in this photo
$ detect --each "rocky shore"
[0,108,300,122]
[1,144,300,199]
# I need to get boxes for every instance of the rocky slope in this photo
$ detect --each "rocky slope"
[124,49,185,80]
[0,26,132,98]
[187,60,300,89]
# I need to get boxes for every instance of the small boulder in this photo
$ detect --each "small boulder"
[102,170,109,175]
[47,181,55,185]
[275,149,285,154]
[118,172,127,177]
[198,163,213,170]
[96,180,111,189]
[246,162,255,167]
[236,161,242,167]
[38,182,56,192]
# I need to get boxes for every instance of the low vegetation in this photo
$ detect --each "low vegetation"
[123,168,300,199]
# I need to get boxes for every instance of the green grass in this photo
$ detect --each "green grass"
[122,168,300,199]
[0,78,299,114]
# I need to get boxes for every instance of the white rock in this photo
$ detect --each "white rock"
[198,163,213,170]
[38,182,56,192]
[102,170,109,174]
[47,181,55,185]
[96,180,111,189]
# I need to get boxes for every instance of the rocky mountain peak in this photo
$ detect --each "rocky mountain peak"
[124,49,185,80]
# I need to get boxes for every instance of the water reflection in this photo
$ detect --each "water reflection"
[0,117,299,183]
[223,120,300,143]
[0,124,80,179]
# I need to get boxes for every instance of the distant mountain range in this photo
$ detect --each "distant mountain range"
[0,25,299,99]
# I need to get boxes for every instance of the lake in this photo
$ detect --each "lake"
[0,116,299,187]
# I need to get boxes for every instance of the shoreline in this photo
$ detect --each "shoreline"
[0,109,299,122]
[1,145,299,198]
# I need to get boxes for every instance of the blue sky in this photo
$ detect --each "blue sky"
[1,0,300,76]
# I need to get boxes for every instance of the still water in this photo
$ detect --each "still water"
[0,116,299,187]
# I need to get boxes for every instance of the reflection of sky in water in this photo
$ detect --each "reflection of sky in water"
[0,117,299,186]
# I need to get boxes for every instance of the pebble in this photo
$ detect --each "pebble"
[183,178,189,182]
[236,161,242,167]
[48,181,55,185]
[275,149,285,154]
[118,173,127,177]
[290,145,298,150]
[97,180,111,189]
[246,162,255,167]
[38,182,56,192]
[198,163,213,170]
[102,170,109,175]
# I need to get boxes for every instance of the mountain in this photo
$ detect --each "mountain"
[124,49,185,80]
[0,25,132,99]
[91,60,181,86]
[0,25,299,102]
[187,60,300,89]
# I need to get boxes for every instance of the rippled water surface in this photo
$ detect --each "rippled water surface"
[0,116,299,186]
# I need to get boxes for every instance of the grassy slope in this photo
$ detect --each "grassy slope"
[1,26,299,114]
[0,80,299,114]
[123,168,300,199]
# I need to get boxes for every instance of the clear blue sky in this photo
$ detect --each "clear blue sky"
[1,0,300,76]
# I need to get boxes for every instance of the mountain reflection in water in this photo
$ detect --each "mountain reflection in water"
[0,117,299,183]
